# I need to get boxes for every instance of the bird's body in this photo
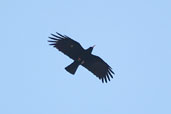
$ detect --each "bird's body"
[65,48,93,75]
[48,32,115,83]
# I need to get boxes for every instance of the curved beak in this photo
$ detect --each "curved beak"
[92,45,96,48]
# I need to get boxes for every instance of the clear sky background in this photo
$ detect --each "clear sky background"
[0,0,171,114]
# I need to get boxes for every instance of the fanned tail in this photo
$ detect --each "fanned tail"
[65,61,79,74]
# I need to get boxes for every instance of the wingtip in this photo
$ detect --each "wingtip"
[48,37,58,41]
[49,44,56,46]
[56,32,64,37]
[102,78,104,83]
[109,67,115,75]
[104,77,107,83]
[51,33,60,38]
[48,40,56,42]
[106,73,110,81]
[101,77,110,83]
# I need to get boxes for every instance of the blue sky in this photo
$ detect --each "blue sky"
[0,0,171,114]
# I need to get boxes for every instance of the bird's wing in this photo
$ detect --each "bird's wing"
[48,32,85,60]
[82,55,115,83]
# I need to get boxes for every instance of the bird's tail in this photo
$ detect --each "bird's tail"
[65,61,79,75]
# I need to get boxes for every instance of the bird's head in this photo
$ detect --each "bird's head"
[87,45,95,53]
[90,45,96,50]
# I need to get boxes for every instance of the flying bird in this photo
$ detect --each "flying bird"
[48,32,115,83]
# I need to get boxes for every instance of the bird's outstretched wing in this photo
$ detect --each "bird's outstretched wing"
[82,55,115,83]
[48,32,85,60]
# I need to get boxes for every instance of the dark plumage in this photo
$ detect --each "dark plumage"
[48,32,115,83]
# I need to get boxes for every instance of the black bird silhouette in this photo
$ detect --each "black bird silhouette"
[48,32,115,83]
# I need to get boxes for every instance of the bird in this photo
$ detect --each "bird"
[48,32,115,83]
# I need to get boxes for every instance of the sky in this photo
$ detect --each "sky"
[0,0,171,114]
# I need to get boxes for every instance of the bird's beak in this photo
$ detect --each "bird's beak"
[92,45,96,48]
